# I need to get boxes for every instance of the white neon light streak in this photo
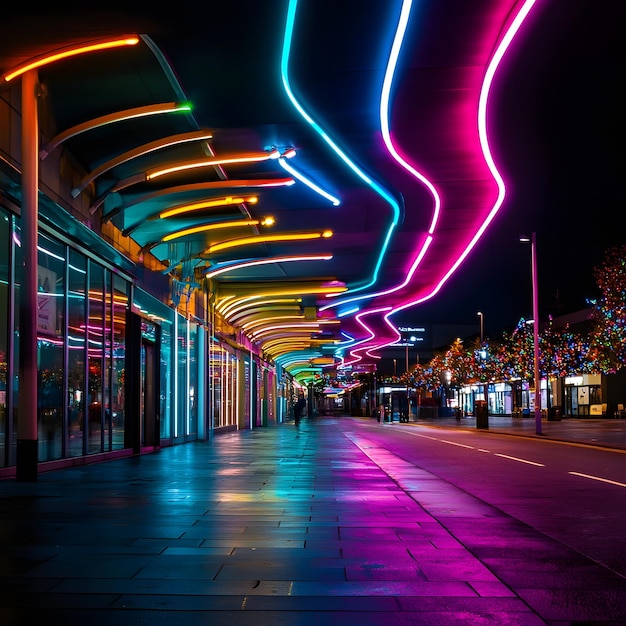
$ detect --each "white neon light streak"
[277,157,340,205]
[281,0,400,296]
[206,254,332,279]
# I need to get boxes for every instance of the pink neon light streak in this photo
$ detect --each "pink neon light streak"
[388,0,538,319]
[338,0,539,361]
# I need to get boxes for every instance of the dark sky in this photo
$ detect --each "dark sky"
[394,0,626,344]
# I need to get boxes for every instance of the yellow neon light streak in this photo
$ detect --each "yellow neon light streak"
[241,314,304,332]
[3,36,140,82]
[207,230,333,254]
[228,304,302,324]
[251,323,321,340]
[159,196,258,219]
[161,217,273,243]
[219,297,301,318]
[145,149,280,180]
[250,320,339,341]
[220,284,346,300]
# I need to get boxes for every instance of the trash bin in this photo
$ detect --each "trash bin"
[475,400,488,429]
[548,406,562,421]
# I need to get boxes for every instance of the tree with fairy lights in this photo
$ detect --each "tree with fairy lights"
[588,244,626,373]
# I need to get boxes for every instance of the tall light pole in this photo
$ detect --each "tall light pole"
[477,311,486,406]
[405,341,410,420]
[520,232,542,435]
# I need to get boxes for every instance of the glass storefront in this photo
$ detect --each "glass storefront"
[0,211,132,470]
[0,200,282,474]
[0,210,11,468]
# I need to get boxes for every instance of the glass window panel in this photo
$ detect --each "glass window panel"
[0,210,10,468]
[67,249,86,458]
[87,261,104,454]
[176,312,186,439]
[37,233,65,462]
[103,268,112,450]
[111,274,128,450]
[188,322,197,436]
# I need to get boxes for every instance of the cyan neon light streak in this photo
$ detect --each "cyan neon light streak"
[339,306,392,368]
[281,0,400,296]
[277,157,340,205]
[319,0,426,313]
[387,0,538,324]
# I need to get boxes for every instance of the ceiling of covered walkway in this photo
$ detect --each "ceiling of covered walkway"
[1,0,609,381]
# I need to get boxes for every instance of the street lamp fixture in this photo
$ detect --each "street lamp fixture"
[520,232,542,435]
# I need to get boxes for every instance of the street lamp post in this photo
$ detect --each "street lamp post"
[404,335,418,421]
[405,342,409,421]
[521,232,542,435]
[477,311,486,408]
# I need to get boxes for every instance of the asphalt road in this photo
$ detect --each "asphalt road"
[349,419,626,578]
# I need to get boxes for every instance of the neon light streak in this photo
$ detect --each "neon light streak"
[277,157,340,205]
[72,129,214,197]
[251,320,339,340]
[40,102,192,159]
[388,0,538,320]
[321,0,436,313]
[2,36,140,82]
[92,179,292,217]
[161,218,268,243]
[320,234,433,312]
[346,306,392,357]
[145,149,280,180]
[206,254,333,279]
[219,297,301,319]
[206,230,332,254]
[241,315,305,332]
[281,0,400,295]
[251,324,321,340]
[159,195,258,219]
[381,0,439,235]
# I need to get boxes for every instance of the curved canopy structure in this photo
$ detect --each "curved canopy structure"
[1,0,615,379]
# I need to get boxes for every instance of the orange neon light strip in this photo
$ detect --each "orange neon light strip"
[145,149,280,180]
[3,36,140,82]
[207,230,333,254]
[162,219,266,243]
[159,196,258,219]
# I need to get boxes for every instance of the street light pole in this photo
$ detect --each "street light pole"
[477,311,484,343]
[531,232,542,434]
[405,341,409,421]
[521,232,542,435]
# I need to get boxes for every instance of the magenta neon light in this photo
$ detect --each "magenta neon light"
[387,0,538,320]
[348,0,539,359]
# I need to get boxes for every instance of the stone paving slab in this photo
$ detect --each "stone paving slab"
[1,416,625,624]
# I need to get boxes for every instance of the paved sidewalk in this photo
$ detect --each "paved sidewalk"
[1,416,625,625]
